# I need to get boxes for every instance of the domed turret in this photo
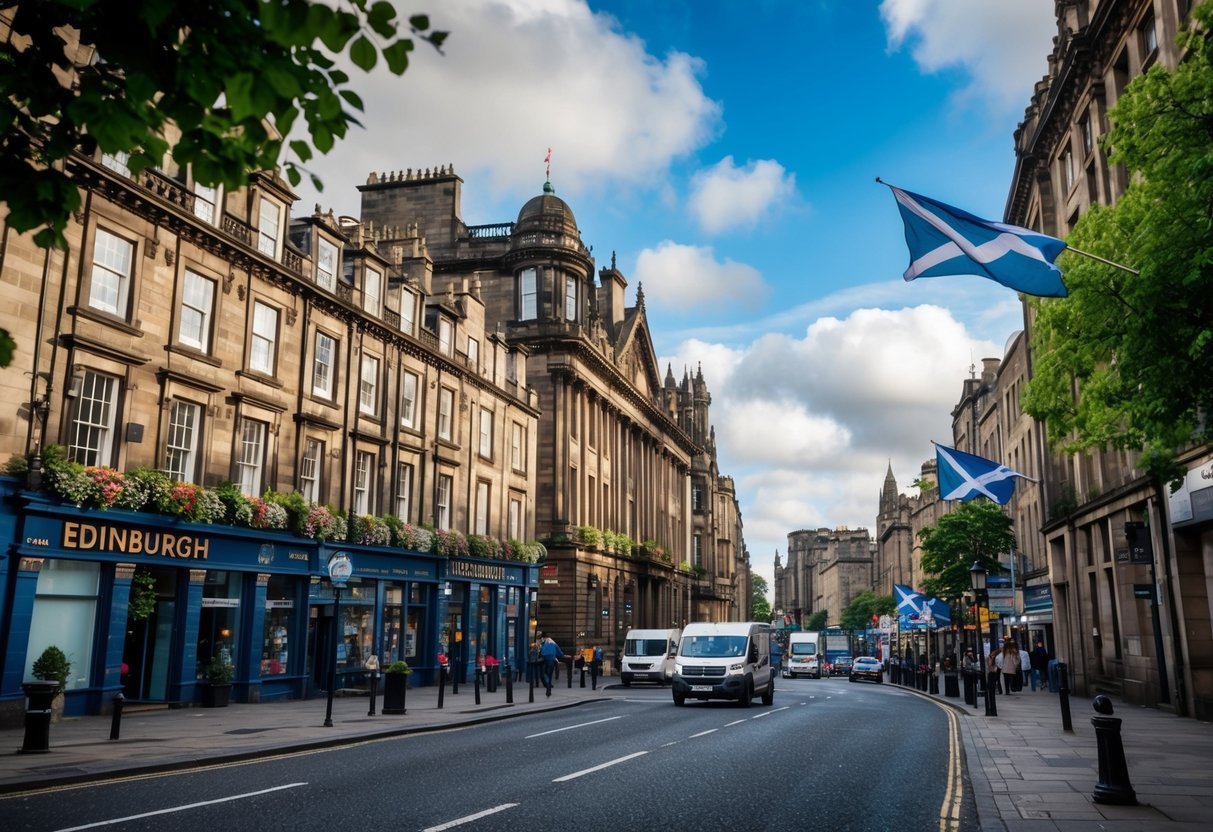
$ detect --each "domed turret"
[512,181,585,254]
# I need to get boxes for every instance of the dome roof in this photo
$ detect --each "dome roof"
[512,181,582,250]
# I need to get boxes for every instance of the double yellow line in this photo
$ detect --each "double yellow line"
[938,705,964,832]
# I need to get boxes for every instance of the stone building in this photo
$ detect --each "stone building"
[0,126,548,719]
[357,170,748,662]
[774,527,873,628]
[999,0,1211,716]
[874,458,945,598]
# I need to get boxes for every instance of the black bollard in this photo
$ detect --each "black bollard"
[1058,662,1073,732]
[528,661,536,703]
[109,692,125,741]
[1091,695,1137,805]
[367,672,379,717]
[984,669,998,716]
[474,667,482,705]
[437,665,446,710]
[451,662,459,695]
[566,657,573,688]
[506,663,514,704]
[580,665,587,688]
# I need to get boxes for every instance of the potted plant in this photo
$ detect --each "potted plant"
[202,659,233,708]
[382,660,411,714]
[29,645,71,725]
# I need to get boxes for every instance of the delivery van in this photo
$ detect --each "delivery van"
[786,631,821,678]
[672,621,774,707]
[621,628,680,686]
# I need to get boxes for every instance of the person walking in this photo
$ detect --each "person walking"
[996,639,1020,695]
[539,636,565,696]
[987,649,1003,694]
[1030,639,1049,691]
[1019,641,1031,690]
[590,644,603,690]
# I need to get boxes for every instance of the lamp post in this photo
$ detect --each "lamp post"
[324,551,353,728]
[970,561,996,717]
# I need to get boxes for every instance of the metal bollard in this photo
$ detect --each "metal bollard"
[437,665,446,710]
[1091,695,1137,805]
[580,665,587,688]
[451,662,459,695]
[1058,662,1073,732]
[367,672,379,717]
[109,692,125,741]
[566,658,573,688]
[474,667,482,705]
[528,661,535,703]
[506,663,514,704]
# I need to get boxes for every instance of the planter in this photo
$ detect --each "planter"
[382,673,409,714]
[202,682,231,708]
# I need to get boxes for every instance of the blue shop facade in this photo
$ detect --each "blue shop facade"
[0,480,538,725]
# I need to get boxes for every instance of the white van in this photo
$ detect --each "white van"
[672,622,774,707]
[786,631,821,678]
[621,628,680,686]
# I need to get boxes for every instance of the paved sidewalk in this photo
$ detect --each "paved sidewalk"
[897,675,1213,831]
[3,672,1212,832]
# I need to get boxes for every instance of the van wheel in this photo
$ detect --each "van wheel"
[673,693,685,707]
[739,680,753,708]
[621,678,631,688]
[761,682,774,706]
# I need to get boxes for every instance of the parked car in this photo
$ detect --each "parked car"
[830,656,853,676]
[849,656,883,684]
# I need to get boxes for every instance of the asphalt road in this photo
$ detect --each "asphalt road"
[4,677,967,832]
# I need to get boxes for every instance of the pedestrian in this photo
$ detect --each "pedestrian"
[539,636,565,696]
[987,650,1003,694]
[591,644,603,690]
[1019,641,1031,690]
[996,639,1020,695]
[527,639,540,685]
[1030,639,1049,691]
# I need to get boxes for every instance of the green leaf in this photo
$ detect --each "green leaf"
[289,139,313,163]
[382,40,413,75]
[349,35,377,71]
[409,15,431,31]
[367,1,399,38]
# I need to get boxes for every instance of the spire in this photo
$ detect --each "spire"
[882,461,898,505]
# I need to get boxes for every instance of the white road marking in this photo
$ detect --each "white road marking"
[751,712,772,719]
[422,804,519,831]
[553,751,648,782]
[53,783,307,831]
[525,715,622,739]
[689,728,718,737]
[724,719,747,727]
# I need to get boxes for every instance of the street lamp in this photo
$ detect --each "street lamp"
[970,561,996,717]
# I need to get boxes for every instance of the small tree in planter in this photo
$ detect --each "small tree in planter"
[202,659,234,708]
[382,660,411,715]
[30,645,72,724]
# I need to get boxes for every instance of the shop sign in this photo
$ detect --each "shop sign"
[540,563,559,585]
[327,551,353,587]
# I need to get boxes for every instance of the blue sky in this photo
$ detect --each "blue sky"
[295,0,1058,592]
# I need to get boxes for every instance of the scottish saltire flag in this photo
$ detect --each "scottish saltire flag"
[936,443,1033,505]
[886,184,1068,298]
[894,584,952,628]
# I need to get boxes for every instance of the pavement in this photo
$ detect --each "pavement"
[2,670,1211,832]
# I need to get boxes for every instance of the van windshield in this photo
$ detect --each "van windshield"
[790,643,817,656]
[625,639,668,657]
[681,635,748,658]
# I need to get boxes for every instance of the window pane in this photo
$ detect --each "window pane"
[401,372,418,428]
[250,302,277,374]
[396,462,413,520]
[359,355,379,415]
[364,267,382,315]
[193,183,219,224]
[179,271,214,351]
[316,239,337,290]
[520,268,537,320]
[165,400,201,483]
[89,228,133,316]
[313,333,334,398]
[69,370,117,466]
[300,438,322,502]
[237,419,265,496]
[258,199,281,257]
[438,389,452,440]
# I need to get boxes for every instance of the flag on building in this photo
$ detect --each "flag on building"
[935,443,1033,505]
[894,584,951,628]
[884,183,1068,298]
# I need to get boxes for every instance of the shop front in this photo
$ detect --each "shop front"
[0,491,317,724]
[438,558,537,686]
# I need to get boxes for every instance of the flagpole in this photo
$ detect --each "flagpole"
[1063,245,1139,275]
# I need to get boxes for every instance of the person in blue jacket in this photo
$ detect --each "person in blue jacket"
[539,636,566,696]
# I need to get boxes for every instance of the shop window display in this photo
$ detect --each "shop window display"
[197,571,240,679]
[261,575,295,676]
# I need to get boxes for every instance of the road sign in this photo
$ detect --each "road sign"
[327,551,353,587]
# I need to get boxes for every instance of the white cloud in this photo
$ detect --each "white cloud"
[633,241,769,309]
[662,304,1003,588]
[879,0,1056,113]
[688,156,798,234]
[294,0,722,217]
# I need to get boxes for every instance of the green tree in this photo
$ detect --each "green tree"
[918,499,1015,601]
[804,609,828,631]
[0,1,445,366]
[839,590,896,630]
[750,574,772,622]
[1022,3,1213,487]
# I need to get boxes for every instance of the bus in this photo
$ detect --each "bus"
[819,628,853,675]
